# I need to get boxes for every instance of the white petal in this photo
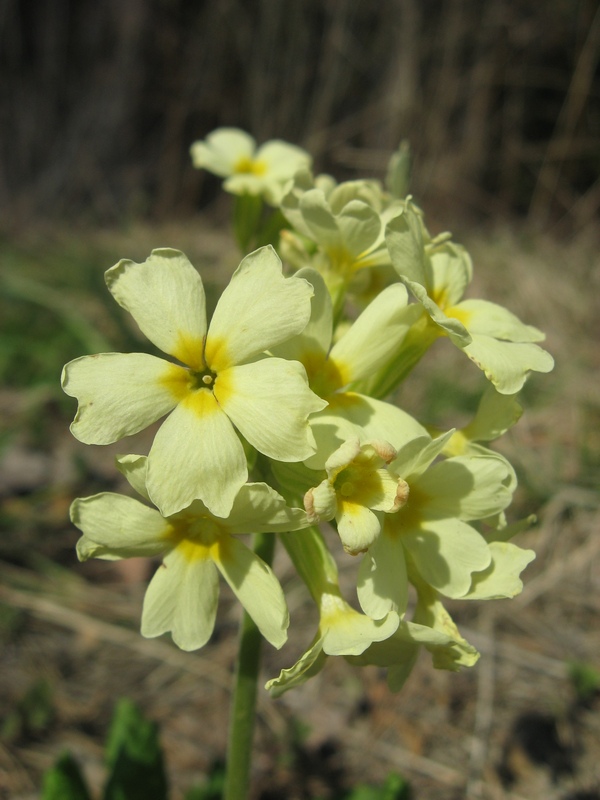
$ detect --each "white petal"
[265,636,327,698]
[305,481,337,523]
[115,454,150,500]
[413,583,480,669]
[357,527,408,618]
[216,359,326,462]
[225,483,308,533]
[214,536,289,648]
[391,430,454,481]
[329,284,414,384]
[62,353,179,445]
[402,518,491,598]
[146,389,247,517]
[430,244,472,307]
[306,393,428,470]
[141,548,219,651]
[205,246,313,370]
[255,140,312,179]
[297,189,343,250]
[385,207,429,287]
[405,278,472,346]
[105,249,207,369]
[270,267,333,363]
[336,502,381,555]
[336,200,382,259]
[321,596,400,656]
[453,299,546,342]
[462,334,554,394]
[465,542,535,599]
[463,387,522,442]
[190,128,256,176]
[415,454,514,520]
[71,493,169,560]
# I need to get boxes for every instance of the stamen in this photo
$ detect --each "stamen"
[202,374,213,385]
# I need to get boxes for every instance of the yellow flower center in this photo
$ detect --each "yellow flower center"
[302,350,350,399]
[234,156,267,176]
[169,515,230,563]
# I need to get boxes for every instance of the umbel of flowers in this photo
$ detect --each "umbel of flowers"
[64,128,553,701]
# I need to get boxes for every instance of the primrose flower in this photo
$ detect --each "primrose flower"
[190,127,311,205]
[356,431,516,619]
[266,525,399,696]
[437,386,523,459]
[304,438,409,555]
[62,246,326,518]
[280,171,403,294]
[385,202,554,393]
[270,268,426,468]
[266,591,400,697]
[72,455,309,651]
[348,580,481,691]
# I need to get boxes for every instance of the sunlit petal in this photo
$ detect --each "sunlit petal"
[146,390,247,518]
[105,249,207,369]
[62,353,180,444]
[141,548,219,651]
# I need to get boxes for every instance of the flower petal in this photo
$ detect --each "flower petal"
[412,580,480,669]
[146,390,247,518]
[462,334,554,394]
[405,278,472,346]
[464,542,535,599]
[214,536,289,648]
[205,246,314,370]
[141,547,219,651]
[115,454,150,500]
[190,128,256,177]
[306,393,428,470]
[462,387,522,443]
[357,526,408,618]
[71,493,169,560]
[225,483,308,533]
[402,518,491,598]
[415,454,514,520]
[336,200,382,259]
[453,299,546,342]
[391,430,454,482]
[265,635,327,698]
[329,284,414,384]
[105,249,207,369]
[255,140,311,179]
[295,188,345,252]
[430,244,472,307]
[321,595,400,656]
[216,359,325,462]
[336,502,381,555]
[385,206,430,287]
[270,267,333,363]
[62,353,179,445]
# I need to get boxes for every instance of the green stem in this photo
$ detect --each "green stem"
[223,531,275,800]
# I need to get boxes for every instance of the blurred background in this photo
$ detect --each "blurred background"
[1,1,599,799]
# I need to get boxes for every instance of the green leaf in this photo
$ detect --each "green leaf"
[184,761,226,800]
[103,698,168,800]
[41,752,92,800]
[568,661,600,703]
[342,771,411,799]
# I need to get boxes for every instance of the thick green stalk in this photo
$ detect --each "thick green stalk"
[223,531,275,800]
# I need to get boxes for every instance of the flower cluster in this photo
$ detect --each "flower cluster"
[65,128,552,693]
